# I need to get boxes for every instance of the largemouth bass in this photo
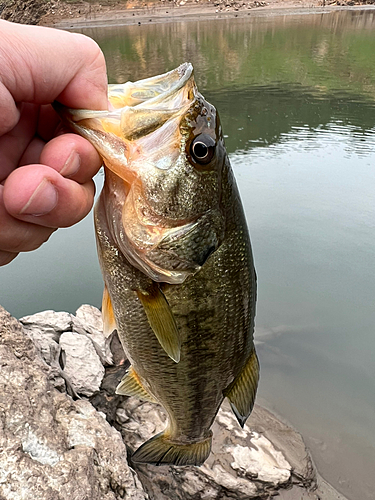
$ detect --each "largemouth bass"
[56,63,259,466]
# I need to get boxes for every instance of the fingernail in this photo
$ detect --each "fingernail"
[20,178,58,216]
[60,149,81,177]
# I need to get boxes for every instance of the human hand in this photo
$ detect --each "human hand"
[0,20,108,266]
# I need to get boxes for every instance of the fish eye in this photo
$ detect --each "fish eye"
[190,134,216,165]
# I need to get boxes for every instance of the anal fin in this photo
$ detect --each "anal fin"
[102,284,117,338]
[132,431,212,466]
[116,366,157,403]
[223,348,260,428]
[136,284,181,363]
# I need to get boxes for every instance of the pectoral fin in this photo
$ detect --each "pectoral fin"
[116,366,157,403]
[223,348,260,428]
[137,284,181,363]
[102,285,117,338]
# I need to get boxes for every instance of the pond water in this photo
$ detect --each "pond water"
[2,9,375,499]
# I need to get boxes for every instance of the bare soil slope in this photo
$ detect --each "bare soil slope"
[1,0,373,26]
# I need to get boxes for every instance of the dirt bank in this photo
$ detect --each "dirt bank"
[1,0,374,27]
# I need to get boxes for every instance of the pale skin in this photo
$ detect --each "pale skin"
[0,20,108,266]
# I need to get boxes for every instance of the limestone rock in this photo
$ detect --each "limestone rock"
[0,305,146,500]
[21,309,73,333]
[2,305,348,500]
[115,398,347,500]
[60,331,105,397]
[20,310,71,365]
[115,399,306,499]
[73,304,113,366]
[75,304,104,332]
[20,305,112,396]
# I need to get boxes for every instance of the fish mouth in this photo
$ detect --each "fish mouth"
[55,62,196,147]
[55,64,220,284]
[108,62,195,114]
[54,63,197,187]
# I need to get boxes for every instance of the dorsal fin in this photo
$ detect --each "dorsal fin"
[116,366,157,403]
[102,284,117,338]
[223,348,260,428]
[136,284,181,363]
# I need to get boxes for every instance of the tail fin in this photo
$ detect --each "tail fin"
[131,431,212,466]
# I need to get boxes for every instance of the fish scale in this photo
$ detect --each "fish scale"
[55,63,259,466]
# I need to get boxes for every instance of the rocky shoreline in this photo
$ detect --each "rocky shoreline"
[0,304,347,499]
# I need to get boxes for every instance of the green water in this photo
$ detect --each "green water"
[2,9,375,499]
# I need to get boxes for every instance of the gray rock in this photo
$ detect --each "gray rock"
[21,309,73,334]
[115,400,301,499]
[20,310,72,365]
[117,398,347,500]
[73,304,114,366]
[0,305,146,500]
[19,306,112,395]
[75,304,104,332]
[60,331,105,397]
[1,305,348,500]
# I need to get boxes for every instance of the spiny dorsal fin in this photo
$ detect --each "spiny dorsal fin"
[223,348,260,428]
[116,366,157,403]
[102,284,117,338]
[132,430,212,466]
[136,284,181,363]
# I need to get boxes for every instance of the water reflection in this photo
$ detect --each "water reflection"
[2,10,375,500]
[81,9,375,98]
[207,84,375,154]
[231,126,375,499]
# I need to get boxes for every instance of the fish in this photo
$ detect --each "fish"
[55,63,259,467]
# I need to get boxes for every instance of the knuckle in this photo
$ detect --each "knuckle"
[0,251,18,266]
[0,224,53,253]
